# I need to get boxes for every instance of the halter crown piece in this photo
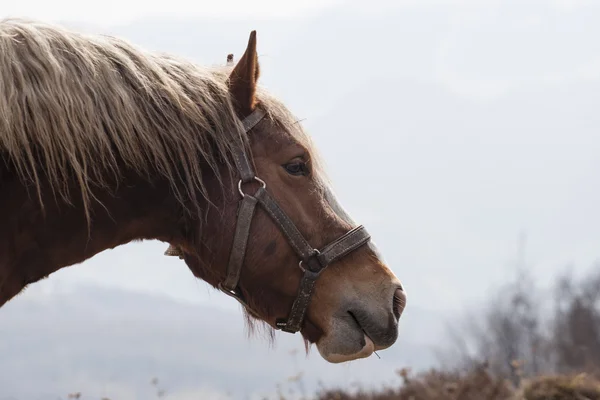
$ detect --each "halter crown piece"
[165,107,371,334]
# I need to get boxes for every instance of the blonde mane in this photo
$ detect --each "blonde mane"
[0,18,323,224]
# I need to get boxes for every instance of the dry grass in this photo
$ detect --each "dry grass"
[314,366,600,400]
[515,374,600,400]
[58,364,600,399]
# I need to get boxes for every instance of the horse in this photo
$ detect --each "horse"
[0,18,406,363]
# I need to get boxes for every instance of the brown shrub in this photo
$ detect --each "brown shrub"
[315,364,514,400]
[515,374,600,400]
[314,368,600,400]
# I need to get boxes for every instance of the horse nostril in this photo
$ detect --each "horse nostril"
[393,288,406,320]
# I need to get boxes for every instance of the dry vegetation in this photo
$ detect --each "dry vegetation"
[296,262,600,400]
[313,367,600,400]
[311,262,600,400]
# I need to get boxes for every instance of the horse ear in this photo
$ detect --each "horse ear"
[228,30,260,117]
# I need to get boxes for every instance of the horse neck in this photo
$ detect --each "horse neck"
[0,167,194,306]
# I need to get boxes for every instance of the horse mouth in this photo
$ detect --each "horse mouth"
[346,305,399,352]
[348,310,373,348]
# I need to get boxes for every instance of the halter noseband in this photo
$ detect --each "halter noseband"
[166,107,371,334]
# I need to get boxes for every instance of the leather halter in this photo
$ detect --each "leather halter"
[166,107,371,334]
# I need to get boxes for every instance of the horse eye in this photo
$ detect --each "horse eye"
[284,161,307,176]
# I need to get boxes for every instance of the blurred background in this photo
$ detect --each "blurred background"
[1,1,599,399]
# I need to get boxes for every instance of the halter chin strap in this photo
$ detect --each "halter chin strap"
[166,107,371,334]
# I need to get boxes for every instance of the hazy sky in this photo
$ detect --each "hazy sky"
[1,0,343,25]
[2,0,599,313]
[2,0,593,26]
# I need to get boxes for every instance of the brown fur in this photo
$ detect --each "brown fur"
[0,18,403,357]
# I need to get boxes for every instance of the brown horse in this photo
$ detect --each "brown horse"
[0,18,406,363]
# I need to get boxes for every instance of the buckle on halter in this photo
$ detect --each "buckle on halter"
[298,249,324,274]
[237,176,266,198]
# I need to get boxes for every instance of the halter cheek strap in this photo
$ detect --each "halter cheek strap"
[165,107,371,334]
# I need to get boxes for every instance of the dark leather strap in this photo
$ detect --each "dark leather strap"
[317,225,371,266]
[231,144,255,183]
[254,189,371,333]
[254,187,316,261]
[276,269,319,333]
[230,108,266,183]
[221,194,258,291]
[242,108,266,132]
[275,226,370,332]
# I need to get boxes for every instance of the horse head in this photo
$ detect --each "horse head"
[166,31,406,363]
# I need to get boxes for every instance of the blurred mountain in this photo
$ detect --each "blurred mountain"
[0,283,438,400]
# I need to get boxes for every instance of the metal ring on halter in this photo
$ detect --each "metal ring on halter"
[218,282,243,301]
[217,282,233,294]
[238,177,266,197]
[217,282,261,318]
[298,249,322,273]
[298,259,306,273]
